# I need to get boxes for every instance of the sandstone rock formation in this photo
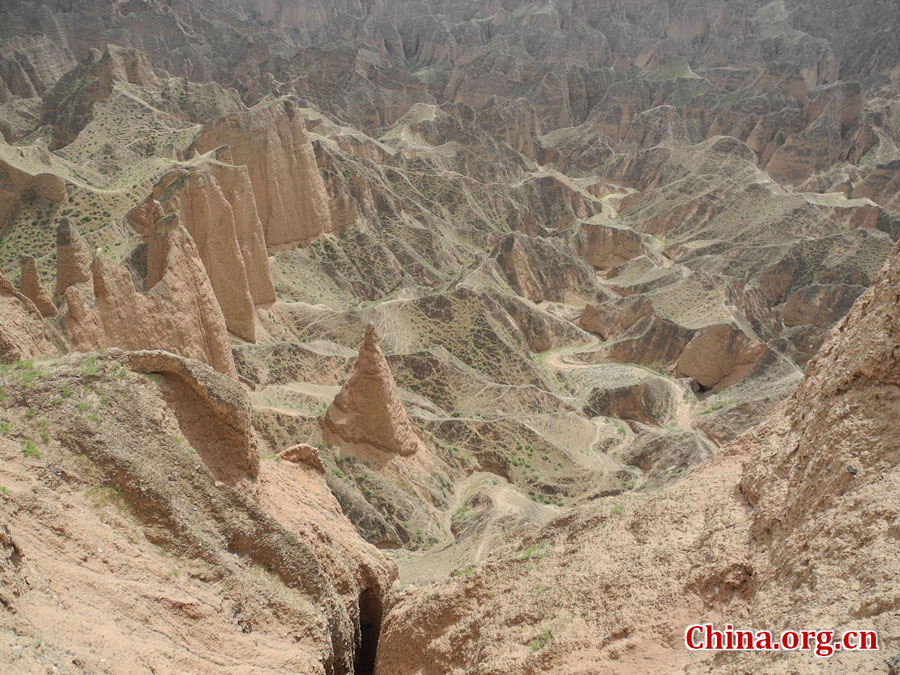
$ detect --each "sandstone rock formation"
[61,216,237,377]
[192,98,335,250]
[0,349,395,673]
[54,218,92,298]
[323,325,426,457]
[123,350,257,482]
[376,241,900,675]
[0,270,56,363]
[129,158,276,342]
[18,255,56,317]
[490,232,599,304]
[576,217,650,270]
[1,1,899,671]
[280,443,326,473]
[42,45,158,149]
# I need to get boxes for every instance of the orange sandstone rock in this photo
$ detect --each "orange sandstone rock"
[323,325,426,457]
[19,255,57,317]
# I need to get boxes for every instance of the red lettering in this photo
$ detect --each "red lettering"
[734,630,753,650]
[685,625,704,650]
[781,630,799,650]
[858,631,879,650]
[814,631,834,657]
[800,630,815,651]
[755,632,773,650]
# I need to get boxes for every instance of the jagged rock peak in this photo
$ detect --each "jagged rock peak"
[323,324,426,457]
[55,218,92,298]
[19,255,57,318]
[60,215,237,378]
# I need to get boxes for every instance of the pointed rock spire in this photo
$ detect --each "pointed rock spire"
[19,255,57,317]
[55,217,92,297]
[323,325,425,457]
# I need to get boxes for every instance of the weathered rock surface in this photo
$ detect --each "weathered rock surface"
[19,254,56,317]
[0,270,56,363]
[129,158,276,342]
[42,45,158,149]
[576,217,650,270]
[491,232,599,303]
[60,216,236,377]
[376,235,900,675]
[323,325,426,457]
[582,376,678,427]
[0,350,395,674]
[54,218,92,298]
[279,443,326,473]
[192,98,335,250]
[0,139,68,232]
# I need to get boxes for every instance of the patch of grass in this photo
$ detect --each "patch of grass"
[530,629,552,651]
[0,486,8,495]
[517,543,544,560]
[81,357,99,376]
[22,440,42,458]
[451,504,474,523]
[87,485,124,509]
[702,400,731,415]
[611,504,624,515]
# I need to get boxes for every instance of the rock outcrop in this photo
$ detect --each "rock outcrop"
[0,140,68,232]
[54,218,92,298]
[279,443,326,473]
[739,239,900,632]
[123,350,257,482]
[42,45,158,149]
[192,98,335,250]
[0,270,57,363]
[19,254,56,317]
[491,232,599,303]
[323,325,426,457]
[60,216,237,377]
[129,159,276,342]
[576,218,649,270]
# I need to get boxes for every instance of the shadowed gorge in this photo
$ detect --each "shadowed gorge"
[1,0,899,673]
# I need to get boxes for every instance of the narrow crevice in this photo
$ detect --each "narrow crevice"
[355,588,383,675]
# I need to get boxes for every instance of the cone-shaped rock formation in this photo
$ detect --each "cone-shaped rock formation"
[19,255,57,317]
[54,217,92,298]
[323,325,425,457]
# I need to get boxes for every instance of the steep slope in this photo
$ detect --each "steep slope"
[0,349,394,674]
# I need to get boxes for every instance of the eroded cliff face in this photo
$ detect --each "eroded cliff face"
[18,254,56,317]
[739,239,900,634]
[1,0,899,672]
[42,44,158,149]
[0,270,57,363]
[129,157,276,342]
[192,98,335,250]
[0,349,395,673]
[60,217,237,377]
